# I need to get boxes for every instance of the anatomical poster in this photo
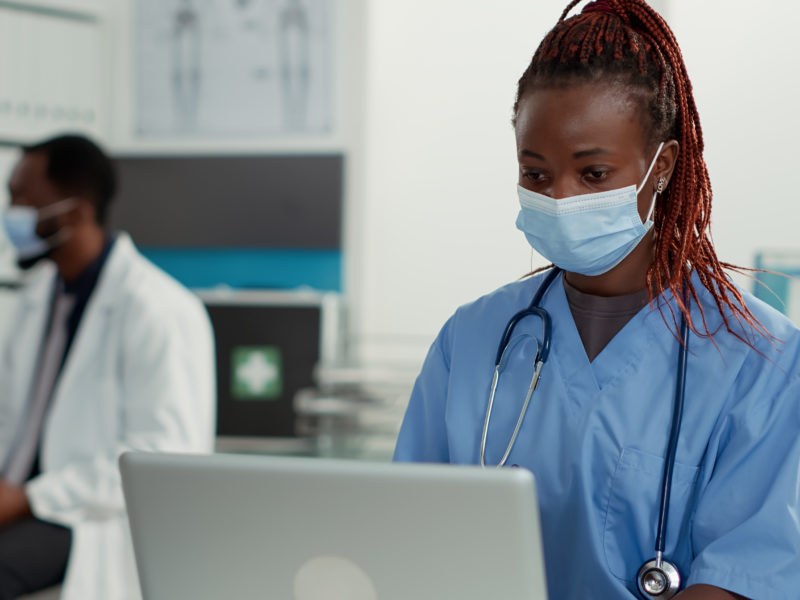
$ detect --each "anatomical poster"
[136,0,333,137]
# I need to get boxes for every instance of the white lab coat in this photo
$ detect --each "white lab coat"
[0,233,216,600]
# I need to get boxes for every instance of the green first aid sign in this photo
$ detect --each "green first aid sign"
[231,346,283,401]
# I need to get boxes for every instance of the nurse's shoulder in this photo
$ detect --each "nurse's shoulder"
[693,280,800,410]
[445,271,553,337]
[415,271,554,388]
[394,271,554,463]
[711,282,800,364]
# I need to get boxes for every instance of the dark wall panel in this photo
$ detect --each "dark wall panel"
[109,154,343,249]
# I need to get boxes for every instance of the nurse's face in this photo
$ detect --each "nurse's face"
[514,82,661,223]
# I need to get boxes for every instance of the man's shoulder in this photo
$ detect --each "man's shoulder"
[105,236,207,321]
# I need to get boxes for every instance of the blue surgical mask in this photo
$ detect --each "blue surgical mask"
[2,198,76,261]
[515,142,664,276]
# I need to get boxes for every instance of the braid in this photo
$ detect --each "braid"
[514,0,772,344]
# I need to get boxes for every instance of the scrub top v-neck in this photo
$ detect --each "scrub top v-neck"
[562,275,650,363]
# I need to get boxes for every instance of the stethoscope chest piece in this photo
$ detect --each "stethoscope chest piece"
[637,558,680,599]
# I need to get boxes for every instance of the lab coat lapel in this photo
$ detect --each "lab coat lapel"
[48,236,133,411]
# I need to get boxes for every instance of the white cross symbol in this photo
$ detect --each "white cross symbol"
[238,351,279,395]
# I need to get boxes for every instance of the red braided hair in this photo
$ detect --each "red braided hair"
[514,0,771,344]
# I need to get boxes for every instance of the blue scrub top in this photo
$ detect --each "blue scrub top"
[394,271,800,600]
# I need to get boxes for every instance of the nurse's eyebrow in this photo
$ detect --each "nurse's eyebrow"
[519,149,546,160]
[573,148,611,159]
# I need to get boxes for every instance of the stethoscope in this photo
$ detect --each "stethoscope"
[480,267,689,599]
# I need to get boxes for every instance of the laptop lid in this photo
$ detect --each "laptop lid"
[120,452,548,600]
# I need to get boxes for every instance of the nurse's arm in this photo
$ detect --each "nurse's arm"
[393,318,454,462]
[676,584,749,599]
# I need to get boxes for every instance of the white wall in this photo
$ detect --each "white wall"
[351,0,569,365]
[669,1,800,273]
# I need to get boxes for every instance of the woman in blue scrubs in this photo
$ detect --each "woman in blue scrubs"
[393,2,800,599]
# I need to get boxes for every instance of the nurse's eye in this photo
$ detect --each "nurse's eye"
[523,170,546,183]
[583,167,610,183]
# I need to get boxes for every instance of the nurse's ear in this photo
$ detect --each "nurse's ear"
[652,139,679,194]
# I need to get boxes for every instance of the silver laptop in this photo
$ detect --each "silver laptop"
[120,452,548,600]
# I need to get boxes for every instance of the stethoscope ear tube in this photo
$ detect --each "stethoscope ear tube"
[480,368,501,468]
[494,268,560,366]
[482,268,561,468]
[655,311,690,552]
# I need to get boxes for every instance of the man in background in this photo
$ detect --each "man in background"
[0,134,216,599]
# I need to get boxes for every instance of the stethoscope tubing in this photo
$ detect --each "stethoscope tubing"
[482,267,691,598]
[655,294,690,555]
[481,267,561,468]
[494,267,560,367]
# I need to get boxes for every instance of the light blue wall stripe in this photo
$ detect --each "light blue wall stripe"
[140,248,342,291]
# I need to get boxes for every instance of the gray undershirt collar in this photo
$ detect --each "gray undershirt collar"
[562,276,651,363]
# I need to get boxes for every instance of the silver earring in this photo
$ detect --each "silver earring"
[657,177,666,194]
